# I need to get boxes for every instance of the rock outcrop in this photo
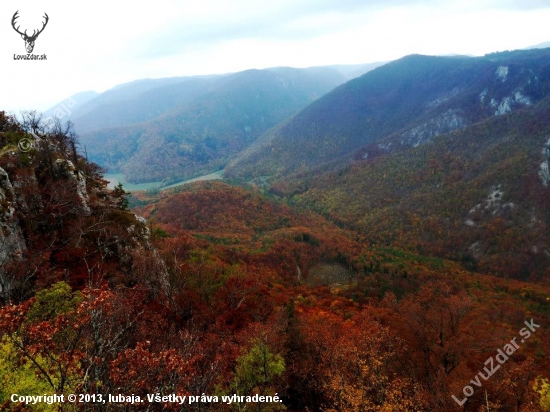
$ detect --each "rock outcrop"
[0,167,26,296]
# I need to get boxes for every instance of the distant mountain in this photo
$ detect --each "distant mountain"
[43,91,99,121]
[225,49,550,180]
[76,66,361,183]
[68,76,223,134]
[325,62,386,80]
[524,41,550,50]
[59,67,370,136]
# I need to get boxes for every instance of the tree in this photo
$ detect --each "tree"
[230,340,285,411]
[497,359,542,412]
[535,377,550,411]
[0,336,57,411]
[289,308,427,411]
[112,182,129,210]
[384,282,489,408]
[0,282,85,396]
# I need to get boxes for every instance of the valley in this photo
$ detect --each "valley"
[2,46,550,411]
[105,169,223,191]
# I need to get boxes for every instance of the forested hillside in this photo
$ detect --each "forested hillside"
[70,66,371,184]
[226,49,550,180]
[1,111,549,411]
[279,96,550,280]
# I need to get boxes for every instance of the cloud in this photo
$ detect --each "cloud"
[128,0,550,59]
[135,1,382,59]
[481,0,550,10]
[1,0,550,112]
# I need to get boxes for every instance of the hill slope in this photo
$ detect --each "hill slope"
[2,111,550,411]
[77,67,354,183]
[0,111,149,298]
[285,96,550,279]
[226,49,550,180]
[70,76,223,134]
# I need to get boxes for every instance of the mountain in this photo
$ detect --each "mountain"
[283,98,550,279]
[68,75,223,134]
[226,48,550,279]
[62,64,384,137]
[325,61,386,80]
[132,180,366,283]
[76,66,355,183]
[225,49,550,180]
[43,91,99,122]
[524,41,550,50]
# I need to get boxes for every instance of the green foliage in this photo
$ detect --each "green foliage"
[6,283,85,397]
[229,341,286,410]
[0,337,57,411]
[152,226,168,239]
[113,182,129,210]
[26,282,82,323]
[536,377,550,411]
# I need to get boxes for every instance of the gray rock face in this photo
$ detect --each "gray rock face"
[539,137,550,186]
[400,109,467,147]
[493,91,532,116]
[54,159,91,216]
[0,167,27,296]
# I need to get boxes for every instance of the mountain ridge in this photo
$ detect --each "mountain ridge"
[225,49,550,180]
[279,94,550,279]
[77,67,354,183]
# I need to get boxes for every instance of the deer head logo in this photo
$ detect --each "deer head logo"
[11,11,49,54]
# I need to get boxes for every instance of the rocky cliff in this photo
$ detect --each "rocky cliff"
[0,112,149,302]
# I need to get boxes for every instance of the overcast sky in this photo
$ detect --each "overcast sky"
[1,0,549,113]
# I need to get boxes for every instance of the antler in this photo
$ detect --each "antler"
[12,12,49,40]
[11,11,27,37]
[29,13,49,39]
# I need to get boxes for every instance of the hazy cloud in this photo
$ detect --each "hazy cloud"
[0,0,549,112]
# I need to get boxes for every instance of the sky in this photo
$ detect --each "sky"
[1,0,550,113]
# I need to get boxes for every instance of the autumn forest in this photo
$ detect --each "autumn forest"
[2,48,550,412]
